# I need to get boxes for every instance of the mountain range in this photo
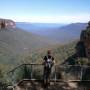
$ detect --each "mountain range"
[16,22,87,43]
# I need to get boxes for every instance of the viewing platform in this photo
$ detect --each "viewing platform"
[6,64,90,90]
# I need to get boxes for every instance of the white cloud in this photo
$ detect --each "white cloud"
[1,14,90,23]
[20,14,90,23]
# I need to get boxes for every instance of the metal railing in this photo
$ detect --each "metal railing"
[7,64,90,85]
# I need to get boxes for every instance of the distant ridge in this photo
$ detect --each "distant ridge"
[16,22,87,43]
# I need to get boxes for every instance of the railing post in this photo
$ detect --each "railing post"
[54,65,57,84]
[80,65,83,81]
[12,71,15,86]
[31,64,33,79]
[30,64,32,79]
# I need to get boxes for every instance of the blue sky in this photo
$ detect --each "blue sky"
[0,0,90,23]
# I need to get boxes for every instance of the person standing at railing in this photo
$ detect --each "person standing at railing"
[42,50,55,86]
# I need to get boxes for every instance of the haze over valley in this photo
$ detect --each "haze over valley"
[16,22,87,43]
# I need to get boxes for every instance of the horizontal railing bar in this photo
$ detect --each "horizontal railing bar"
[17,79,90,86]
[56,64,90,67]
[8,63,90,74]
[7,63,43,74]
[18,79,90,82]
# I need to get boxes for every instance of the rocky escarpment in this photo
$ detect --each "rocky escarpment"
[0,18,15,29]
[80,21,90,60]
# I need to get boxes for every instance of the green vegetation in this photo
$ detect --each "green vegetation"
[0,28,54,69]
[0,38,90,84]
[0,39,78,84]
[24,40,77,64]
[14,65,32,82]
[0,24,90,86]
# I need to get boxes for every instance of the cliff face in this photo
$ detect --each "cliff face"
[0,18,15,29]
[80,21,90,59]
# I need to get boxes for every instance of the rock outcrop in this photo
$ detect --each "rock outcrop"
[80,21,90,60]
[0,18,15,29]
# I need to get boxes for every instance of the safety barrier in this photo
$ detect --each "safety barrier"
[8,64,90,85]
